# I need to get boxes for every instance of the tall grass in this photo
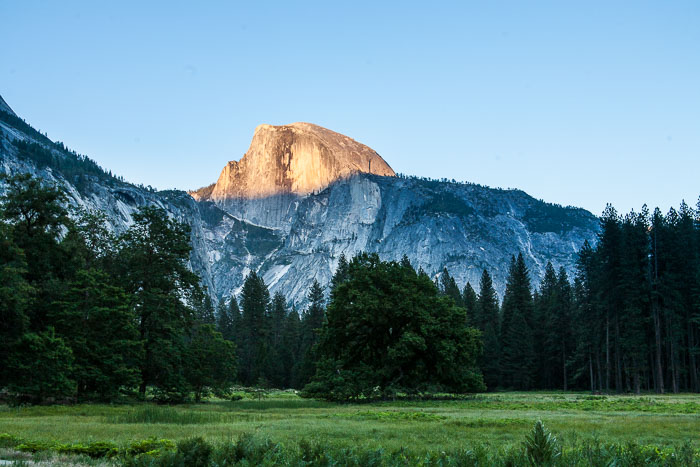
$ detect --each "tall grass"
[0,391,698,458]
[105,406,247,425]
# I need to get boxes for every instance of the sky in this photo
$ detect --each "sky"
[1,1,699,215]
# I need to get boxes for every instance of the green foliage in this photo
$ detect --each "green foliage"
[0,223,32,385]
[115,205,202,402]
[523,202,593,233]
[185,323,237,402]
[5,421,700,466]
[236,271,271,386]
[304,253,484,401]
[176,437,212,467]
[524,420,561,466]
[0,174,239,404]
[125,437,176,457]
[500,254,535,390]
[5,329,76,404]
[50,268,141,401]
[296,280,326,387]
[474,269,501,390]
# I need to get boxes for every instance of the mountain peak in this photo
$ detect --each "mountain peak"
[191,122,395,201]
[0,95,18,117]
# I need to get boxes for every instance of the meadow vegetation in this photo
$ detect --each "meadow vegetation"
[0,391,698,465]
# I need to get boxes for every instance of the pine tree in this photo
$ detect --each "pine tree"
[238,271,271,386]
[439,267,464,308]
[331,254,350,291]
[5,328,76,404]
[296,280,325,387]
[462,282,478,326]
[500,254,535,390]
[196,294,216,325]
[476,269,501,390]
[185,322,236,401]
[217,297,236,342]
[115,205,201,401]
[267,291,289,387]
[0,223,32,388]
[0,173,71,330]
[555,268,574,390]
[534,262,558,389]
[282,306,301,388]
[50,268,141,401]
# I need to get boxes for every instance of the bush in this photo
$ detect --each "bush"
[176,437,212,467]
[125,437,176,457]
[16,441,54,453]
[524,420,561,466]
[0,433,22,448]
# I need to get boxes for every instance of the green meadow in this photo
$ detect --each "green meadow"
[1,391,698,455]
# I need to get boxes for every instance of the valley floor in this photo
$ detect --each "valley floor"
[1,391,698,455]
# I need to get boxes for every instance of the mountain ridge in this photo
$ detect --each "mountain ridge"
[0,94,599,308]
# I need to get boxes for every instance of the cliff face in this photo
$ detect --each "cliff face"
[1,95,599,309]
[192,122,395,201]
[206,174,598,306]
[186,122,597,306]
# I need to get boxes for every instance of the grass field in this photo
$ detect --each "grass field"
[1,391,699,457]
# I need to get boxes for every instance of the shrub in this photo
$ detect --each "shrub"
[176,437,212,467]
[125,437,176,457]
[524,420,561,466]
[0,433,22,448]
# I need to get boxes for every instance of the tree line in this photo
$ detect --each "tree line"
[448,201,700,393]
[0,174,235,403]
[2,172,698,402]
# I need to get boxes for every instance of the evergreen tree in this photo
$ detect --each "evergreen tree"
[439,267,464,308]
[476,269,501,390]
[331,254,350,291]
[185,322,236,402]
[217,296,241,343]
[462,282,478,325]
[296,280,325,387]
[500,254,535,390]
[5,329,76,404]
[534,262,558,389]
[0,173,71,330]
[116,206,201,401]
[50,268,141,400]
[282,308,302,388]
[303,253,484,400]
[267,292,289,387]
[238,271,271,386]
[555,268,574,391]
[196,294,216,325]
[0,223,32,386]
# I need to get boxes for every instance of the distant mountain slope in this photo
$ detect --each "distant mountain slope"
[0,94,598,308]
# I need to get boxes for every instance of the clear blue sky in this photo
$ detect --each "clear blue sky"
[2,1,699,215]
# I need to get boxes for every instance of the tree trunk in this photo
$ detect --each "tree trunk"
[653,305,664,393]
[689,323,699,392]
[589,352,595,394]
[615,317,623,392]
[606,313,611,392]
[562,339,568,391]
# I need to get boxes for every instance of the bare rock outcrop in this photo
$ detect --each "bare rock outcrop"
[191,122,395,201]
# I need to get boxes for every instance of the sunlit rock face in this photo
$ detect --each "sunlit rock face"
[191,122,395,202]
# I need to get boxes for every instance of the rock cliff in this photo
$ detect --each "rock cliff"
[0,95,599,309]
[191,122,395,201]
